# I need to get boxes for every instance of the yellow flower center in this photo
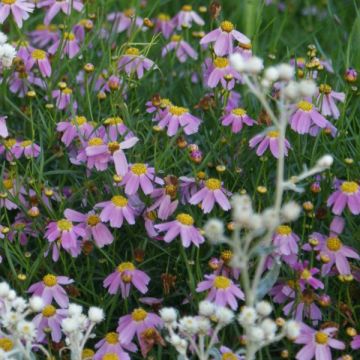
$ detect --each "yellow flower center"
[214,276,231,289]
[117,262,135,272]
[20,140,33,147]
[131,308,148,322]
[1,0,16,4]
[205,178,221,190]
[319,84,332,94]
[111,195,128,207]
[158,13,170,21]
[276,225,292,236]
[62,87,73,95]
[221,250,233,263]
[326,237,342,251]
[104,117,123,125]
[341,181,359,194]
[72,116,87,126]
[42,305,56,317]
[63,32,75,41]
[267,130,279,138]
[232,108,247,116]
[87,214,100,226]
[57,219,73,231]
[31,49,46,60]
[171,34,182,42]
[297,100,313,112]
[88,137,103,146]
[82,349,95,359]
[4,138,16,148]
[176,213,194,226]
[143,327,156,338]
[124,8,135,17]
[0,338,14,352]
[108,141,120,153]
[165,184,177,198]
[315,331,328,345]
[160,98,172,108]
[220,21,234,33]
[43,274,57,287]
[125,47,140,56]
[105,332,119,345]
[102,354,119,360]
[169,106,188,116]
[3,179,13,190]
[131,163,147,175]
[301,289,315,304]
[182,5,192,11]
[214,57,229,68]
[222,353,237,360]
[300,269,311,280]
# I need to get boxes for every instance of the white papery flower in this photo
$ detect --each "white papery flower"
[256,301,272,317]
[160,307,177,324]
[199,300,216,317]
[215,306,234,325]
[88,307,104,323]
[238,306,257,326]
[179,316,200,335]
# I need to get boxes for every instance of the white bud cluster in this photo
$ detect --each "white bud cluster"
[203,218,225,244]
[0,32,16,68]
[230,54,264,74]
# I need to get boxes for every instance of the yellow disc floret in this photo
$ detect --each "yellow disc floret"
[315,331,328,344]
[131,163,147,175]
[111,195,128,207]
[205,178,221,190]
[276,225,292,236]
[341,181,359,194]
[214,276,231,289]
[42,305,56,317]
[232,108,247,116]
[214,57,229,68]
[57,219,73,231]
[220,21,234,33]
[326,237,342,251]
[43,274,57,287]
[105,332,119,344]
[169,106,188,116]
[297,100,313,112]
[117,262,135,272]
[176,213,194,226]
[131,308,148,322]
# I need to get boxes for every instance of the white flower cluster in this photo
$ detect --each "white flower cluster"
[0,32,16,68]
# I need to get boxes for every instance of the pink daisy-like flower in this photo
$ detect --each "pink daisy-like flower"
[172,5,204,29]
[12,140,40,159]
[189,178,231,213]
[200,20,250,56]
[0,178,25,210]
[148,182,178,220]
[234,42,253,60]
[96,195,136,228]
[0,116,8,138]
[0,0,34,28]
[28,274,73,308]
[33,305,67,343]
[220,346,243,360]
[25,49,52,77]
[294,261,324,290]
[162,35,198,63]
[221,108,255,133]
[295,324,345,360]
[94,331,136,360]
[157,105,201,137]
[52,86,76,110]
[107,8,143,34]
[118,47,156,79]
[48,31,80,59]
[154,13,174,38]
[351,335,360,350]
[249,129,291,159]
[56,115,93,147]
[28,24,59,48]
[64,209,114,248]
[196,274,244,310]
[205,57,241,90]
[327,181,360,215]
[117,308,163,344]
[155,213,205,248]
[273,225,299,257]
[103,262,150,298]
[317,84,345,120]
[37,0,83,25]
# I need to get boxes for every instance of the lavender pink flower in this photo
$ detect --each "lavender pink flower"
[221,108,255,133]
[317,84,345,120]
[162,35,198,63]
[327,181,360,215]
[172,5,204,29]
[0,0,34,28]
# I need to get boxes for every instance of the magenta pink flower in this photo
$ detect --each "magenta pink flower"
[48,31,80,59]
[0,116,8,138]
[189,178,231,213]
[351,335,360,350]
[122,163,159,195]
[107,9,143,34]
[52,87,76,110]
[157,105,201,137]
[148,185,178,220]
[0,0,34,28]
[273,225,299,257]
[196,274,244,310]
[317,84,345,119]
[28,25,59,47]
[162,35,198,63]
[28,274,73,308]
[221,108,255,133]
[154,13,174,38]
[56,115,93,147]
[172,5,204,29]
[294,261,324,290]
[12,140,40,159]
[249,129,291,158]
[0,178,24,210]
[64,209,114,248]
[9,69,46,97]
[94,331,136,360]
[327,181,360,215]
[117,308,163,344]
[295,324,345,360]
[96,195,136,228]
[103,261,150,298]
[205,57,241,90]
[25,49,52,77]
[33,305,67,342]
[200,20,250,56]
[38,0,83,25]
[155,213,205,248]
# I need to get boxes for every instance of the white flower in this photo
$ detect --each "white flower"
[0,282,10,297]
[16,321,36,341]
[170,334,182,346]
[245,56,264,74]
[68,303,83,317]
[256,301,272,317]
[264,67,279,82]
[230,53,246,72]
[0,44,16,68]
[29,296,44,312]
[88,307,104,323]
[298,79,317,97]
[12,297,27,312]
[197,317,211,334]
[179,316,200,335]
[160,307,177,324]
[62,318,79,333]
[248,326,265,342]
[204,219,225,243]
[281,201,301,222]
[215,307,234,325]
[199,300,215,317]
[0,32,7,45]
[316,154,333,169]
[283,81,299,100]
[261,208,279,228]
[285,320,300,339]
[7,290,16,301]
[231,194,253,225]
[277,63,294,80]
[260,319,277,338]
[238,306,257,326]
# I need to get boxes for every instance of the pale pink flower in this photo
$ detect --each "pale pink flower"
[0,0,34,28]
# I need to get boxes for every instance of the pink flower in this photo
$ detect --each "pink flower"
[156,105,201,137]
[351,335,360,350]
[12,140,40,159]
[249,129,291,158]
[37,0,83,25]
[189,178,231,213]
[103,262,150,298]
[28,274,73,308]
[294,261,324,290]
[155,213,205,248]
[0,116,8,138]
[48,31,80,59]
[28,25,59,47]
[295,324,345,360]
[162,35,198,63]
[327,181,360,215]
[52,87,76,110]
[200,20,250,56]
[317,84,345,119]
[96,195,136,228]
[273,225,299,257]
[0,0,34,28]
[94,331,136,360]
[64,209,114,248]
[0,178,25,210]
[56,115,93,147]
[196,274,244,310]
[154,13,174,38]
[221,108,255,133]
[118,47,156,78]
[148,185,178,220]
[33,305,66,342]
[107,8,143,34]
[117,308,163,344]
[25,49,52,77]
[172,5,204,29]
